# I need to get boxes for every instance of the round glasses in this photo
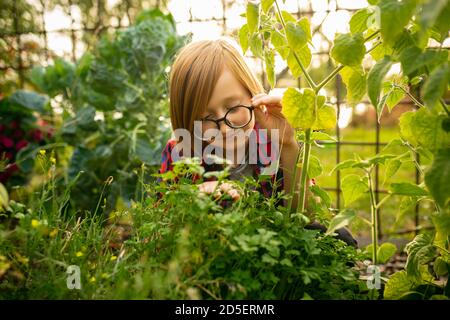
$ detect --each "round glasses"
[195,104,255,141]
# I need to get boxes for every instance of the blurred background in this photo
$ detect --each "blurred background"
[1,0,448,243]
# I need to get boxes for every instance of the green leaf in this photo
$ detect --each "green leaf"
[384,271,415,300]
[286,21,308,51]
[405,233,436,280]
[311,131,337,141]
[384,159,402,183]
[8,90,49,114]
[326,209,357,236]
[281,87,316,129]
[310,185,332,207]
[340,67,366,106]
[307,155,323,178]
[422,62,449,109]
[432,211,450,248]
[379,0,419,45]
[313,104,337,130]
[262,0,275,13]
[425,148,450,207]
[0,183,9,210]
[400,46,448,77]
[330,159,358,175]
[239,24,250,54]
[377,242,397,264]
[246,2,260,33]
[249,33,263,59]
[367,56,393,107]
[330,33,366,67]
[400,109,449,152]
[350,8,371,34]
[384,85,405,112]
[390,182,428,196]
[287,46,311,77]
[419,0,448,32]
[432,1,450,41]
[265,49,276,87]
[341,174,369,206]
[271,29,289,59]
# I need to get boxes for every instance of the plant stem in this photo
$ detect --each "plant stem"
[297,129,312,213]
[393,84,426,108]
[367,169,378,265]
[287,140,302,214]
[316,65,344,93]
[440,98,450,117]
[274,0,317,90]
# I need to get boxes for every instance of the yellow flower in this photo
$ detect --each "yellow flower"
[50,157,56,165]
[39,150,46,155]
[49,229,58,238]
[31,219,40,228]
[110,255,117,261]
[89,276,96,283]
[75,251,84,257]
[101,273,109,279]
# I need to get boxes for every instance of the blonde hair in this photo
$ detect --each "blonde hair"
[168,38,265,133]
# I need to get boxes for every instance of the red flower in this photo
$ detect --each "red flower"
[30,129,43,142]
[13,129,24,139]
[0,135,14,148]
[16,139,29,151]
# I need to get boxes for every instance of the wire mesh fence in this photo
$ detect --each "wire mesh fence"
[2,0,440,239]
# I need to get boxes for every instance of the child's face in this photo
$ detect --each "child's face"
[199,67,255,153]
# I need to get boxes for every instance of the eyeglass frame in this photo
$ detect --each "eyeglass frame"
[198,104,255,131]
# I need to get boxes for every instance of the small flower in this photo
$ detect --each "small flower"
[110,255,117,261]
[89,276,96,283]
[39,149,46,156]
[101,273,109,279]
[75,251,84,257]
[50,157,56,165]
[31,219,40,228]
[49,229,58,238]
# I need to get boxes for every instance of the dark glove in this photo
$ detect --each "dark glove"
[305,221,358,248]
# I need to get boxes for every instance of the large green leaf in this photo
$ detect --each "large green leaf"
[399,109,449,152]
[326,209,357,236]
[287,46,312,77]
[384,271,415,299]
[312,104,337,130]
[261,0,275,13]
[425,148,450,208]
[367,56,393,109]
[265,49,276,87]
[389,182,428,197]
[432,1,450,42]
[8,90,49,114]
[307,155,323,178]
[378,242,397,264]
[239,24,250,54]
[286,20,309,51]
[379,0,419,45]
[405,233,436,280]
[399,46,448,77]
[246,2,260,33]
[330,33,366,67]
[422,62,449,110]
[432,211,450,248]
[350,8,372,34]
[340,66,366,106]
[249,33,263,59]
[341,174,369,206]
[281,87,316,129]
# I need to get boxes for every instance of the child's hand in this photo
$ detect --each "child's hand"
[198,181,241,201]
[251,93,296,146]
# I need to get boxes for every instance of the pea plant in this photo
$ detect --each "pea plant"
[239,0,449,299]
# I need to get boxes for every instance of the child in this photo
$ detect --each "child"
[158,38,357,247]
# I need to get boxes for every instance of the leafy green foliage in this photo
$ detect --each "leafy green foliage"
[341,174,368,206]
[331,33,366,67]
[29,9,187,212]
